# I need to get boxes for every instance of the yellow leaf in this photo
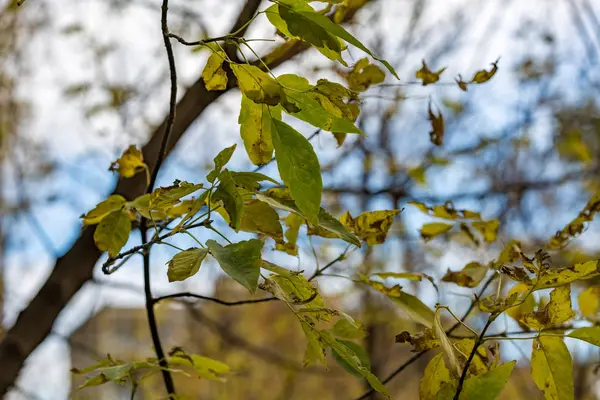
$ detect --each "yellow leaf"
[531,336,574,400]
[471,219,500,243]
[578,286,600,319]
[455,74,468,91]
[420,353,451,400]
[505,283,535,326]
[535,260,600,290]
[238,95,279,166]
[568,326,600,346]
[521,285,575,330]
[201,51,228,91]
[470,59,499,84]
[428,102,445,146]
[433,308,461,378]
[340,209,401,245]
[442,262,488,288]
[93,210,131,258]
[416,60,446,86]
[347,58,385,91]
[109,145,148,179]
[408,166,427,185]
[82,195,126,225]
[240,199,284,242]
[408,201,481,221]
[420,222,453,241]
[395,328,439,352]
[275,212,304,256]
[231,64,282,106]
[556,128,592,165]
[454,339,489,376]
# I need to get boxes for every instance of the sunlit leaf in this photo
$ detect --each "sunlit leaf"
[362,279,434,328]
[207,144,236,183]
[170,349,231,381]
[470,59,499,84]
[201,51,228,91]
[271,119,322,224]
[82,195,126,225]
[442,262,488,288]
[434,308,461,378]
[278,74,363,134]
[206,239,263,293]
[276,3,398,79]
[109,145,147,179]
[420,353,451,400]
[505,283,535,327]
[471,219,500,243]
[521,285,575,330]
[149,181,204,210]
[535,260,600,290]
[568,326,600,346]
[167,248,209,282]
[420,222,453,241]
[416,60,446,86]
[531,336,574,400]
[347,58,385,91]
[93,210,131,258]
[436,361,516,400]
[266,3,346,65]
[578,286,600,319]
[340,209,401,245]
[238,95,280,166]
[231,64,282,106]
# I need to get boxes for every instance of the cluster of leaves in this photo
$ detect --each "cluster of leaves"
[392,194,600,400]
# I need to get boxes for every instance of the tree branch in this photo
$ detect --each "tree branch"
[0,1,371,393]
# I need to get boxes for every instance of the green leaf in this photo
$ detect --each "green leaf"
[206,239,264,293]
[266,3,346,65]
[167,248,209,282]
[363,279,434,328]
[271,119,322,224]
[93,210,131,258]
[322,332,390,398]
[277,4,398,79]
[433,308,461,378]
[238,95,280,166]
[435,361,516,400]
[531,336,574,400]
[256,189,361,247]
[568,326,600,346]
[332,339,370,378]
[207,144,237,183]
[82,195,126,225]
[169,351,231,381]
[229,171,279,191]
[212,169,244,230]
[260,273,320,305]
[278,74,363,134]
[332,318,366,339]
[201,51,228,91]
[231,64,282,106]
[240,199,283,241]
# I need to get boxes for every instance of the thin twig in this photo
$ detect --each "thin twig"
[453,316,495,400]
[153,292,275,305]
[140,0,180,396]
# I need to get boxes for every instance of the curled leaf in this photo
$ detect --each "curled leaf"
[340,209,401,245]
[416,60,446,86]
[201,51,228,91]
[109,145,148,179]
[428,101,445,146]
